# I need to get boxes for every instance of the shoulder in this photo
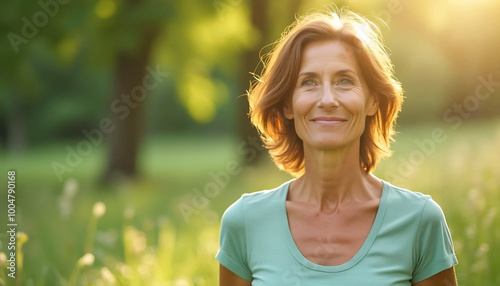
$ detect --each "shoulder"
[418,197,448,232]
[383,181,431,203]
[383,181,433,210]
[382,180,447,226]
[382,181,447,222]
[221,180,291,225]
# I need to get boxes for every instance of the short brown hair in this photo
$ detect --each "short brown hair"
[248,8,403,176]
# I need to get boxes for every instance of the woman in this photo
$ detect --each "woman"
[217,8,458,286]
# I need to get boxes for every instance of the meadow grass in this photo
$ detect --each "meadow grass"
[0,118,499,285]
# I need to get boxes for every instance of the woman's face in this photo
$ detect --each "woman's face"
[284,40,378,150]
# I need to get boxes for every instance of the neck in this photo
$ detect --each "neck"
[290,141,381,210]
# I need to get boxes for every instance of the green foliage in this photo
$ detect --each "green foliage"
[2,0,500,146]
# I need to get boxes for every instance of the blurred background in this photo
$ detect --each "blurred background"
[0,0,499,285]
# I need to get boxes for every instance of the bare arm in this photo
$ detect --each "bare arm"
[220,264,251,286]
[412,267,457,286]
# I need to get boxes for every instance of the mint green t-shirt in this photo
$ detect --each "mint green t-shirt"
[216,179,458,285]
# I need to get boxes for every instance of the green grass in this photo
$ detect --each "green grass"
[0,118,499,285]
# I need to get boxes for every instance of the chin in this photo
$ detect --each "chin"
[310,139,347,149]
[306,133,360,150]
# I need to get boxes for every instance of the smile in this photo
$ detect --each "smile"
[311,117,347,124]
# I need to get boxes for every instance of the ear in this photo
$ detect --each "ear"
[366,92,379,116]
[283,102,294,120]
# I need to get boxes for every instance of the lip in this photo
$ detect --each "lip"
[311,116,347,124]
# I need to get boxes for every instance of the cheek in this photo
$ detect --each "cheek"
[339,91,367,114]
[292,92,315,114]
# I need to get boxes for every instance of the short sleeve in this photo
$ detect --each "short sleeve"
[216,197,252,281]
[412,197,458,283]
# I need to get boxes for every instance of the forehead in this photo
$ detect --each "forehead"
[299,40,360,72]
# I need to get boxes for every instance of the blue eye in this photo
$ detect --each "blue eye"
[302,79,316,86]
[338,77,353,85]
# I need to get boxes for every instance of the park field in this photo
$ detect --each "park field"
[0,117,499,285]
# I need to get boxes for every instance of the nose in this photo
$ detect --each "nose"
[318,83,339,109]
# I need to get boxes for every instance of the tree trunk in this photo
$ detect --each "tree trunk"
[103,27,158,183]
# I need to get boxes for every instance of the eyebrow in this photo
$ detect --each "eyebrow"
[297,69,358,78]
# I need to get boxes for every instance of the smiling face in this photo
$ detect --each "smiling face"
[284,40,378,151]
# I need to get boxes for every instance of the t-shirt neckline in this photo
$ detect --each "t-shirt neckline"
[279,179,389,273]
